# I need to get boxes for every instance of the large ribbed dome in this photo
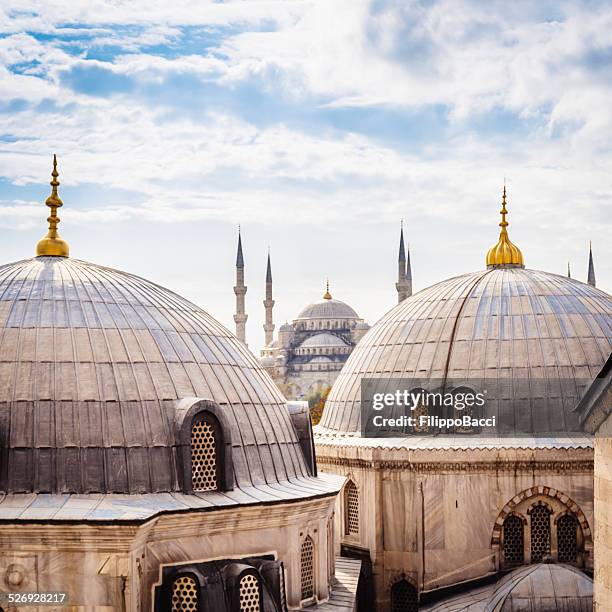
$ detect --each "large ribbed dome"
[320,268,612,433]
[0,256,310,493]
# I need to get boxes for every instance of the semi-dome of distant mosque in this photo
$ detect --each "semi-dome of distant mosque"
[300,333,350,348]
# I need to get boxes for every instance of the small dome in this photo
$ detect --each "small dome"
[296,298,359,321]
[320,267,612,433]
[0,257,310,494]
[280,322,294,332]
[422,564,593,611]
[485,564,592,611]
[300,333,350,348]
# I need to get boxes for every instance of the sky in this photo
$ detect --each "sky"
[0,0,611,351]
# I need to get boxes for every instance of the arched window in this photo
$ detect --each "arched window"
[502,514,524,566]
[529,504,552,563]
[239,573,261,612]
[172,575,199,612]
[300,535,315,601]
[344,480,359,536]
[390,579,418,612]
[191,415,218,492]
[557,513,578,563]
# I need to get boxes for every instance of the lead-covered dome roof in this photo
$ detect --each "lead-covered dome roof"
[320,268,612,433]
[0,256,310,493]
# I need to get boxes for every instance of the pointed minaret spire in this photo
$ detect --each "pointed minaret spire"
[587,241,596,287]
[233,227,248,344]
[263,248,275,347]
[396,221,412,302]
[567,261,571,278]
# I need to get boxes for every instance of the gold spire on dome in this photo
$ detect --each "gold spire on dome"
[485,185,524,268]
[36,155,69,257]
[323,279,332,300]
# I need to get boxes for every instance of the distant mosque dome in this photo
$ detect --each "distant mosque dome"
[295,298,360,321]
[259,280,368,400]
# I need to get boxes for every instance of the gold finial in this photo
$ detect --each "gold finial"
[323,279,332,300]
[36,155,69,257]
[485,185,524,268]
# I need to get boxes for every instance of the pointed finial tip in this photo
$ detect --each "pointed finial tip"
[323,278,332,300]
[485,185,524,268]
[36,154,69,257]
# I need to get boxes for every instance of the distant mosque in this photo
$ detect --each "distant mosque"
[231,225,415,401]
[231,221,599,404]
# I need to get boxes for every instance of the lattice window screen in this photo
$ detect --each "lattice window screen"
[301,536,315,600]
[412,399,429,432]
[557,514,578,563]
[530,505,552,563]
[345,480,359,535]
[191,418,218,491]
[390,579,418,612]
[172,576,198,612]
[503,514,524,566]
[239,573,260,612]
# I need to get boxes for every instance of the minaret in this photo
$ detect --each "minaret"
[233,228,248,344]
[263,249,275,347]
[396,221,412,303]
[587,242,596,287]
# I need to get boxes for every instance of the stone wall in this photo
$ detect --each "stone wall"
[317,443,594,612]
[594,417,612,610]
[0,495,337,611]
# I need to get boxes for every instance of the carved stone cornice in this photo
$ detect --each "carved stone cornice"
[317,456,594,473]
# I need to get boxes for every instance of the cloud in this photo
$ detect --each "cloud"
[0,0,610,349]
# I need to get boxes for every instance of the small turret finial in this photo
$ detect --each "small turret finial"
[323,279,332,300]
[36,154,70,257]
[567,261,571,278]
[485,185,524,268]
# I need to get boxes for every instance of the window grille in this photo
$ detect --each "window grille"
[191,417,218,491]
[172,576,198,612]
[239,573,261,612]
[453,387,477,433]
[345,480,359,535]
[557,514,578,563]
[412,401,429,433]
[301,536,315,600]
[390,579,418,612]
[503,514,524,566]
[530,504,552,563]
